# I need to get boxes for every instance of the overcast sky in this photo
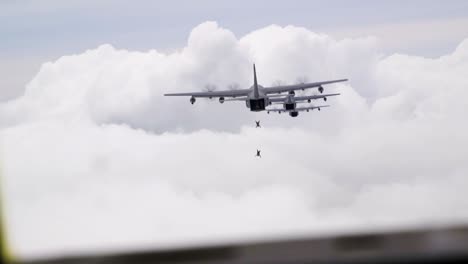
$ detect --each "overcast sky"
[1,0,468,101]
[1,1,468,260]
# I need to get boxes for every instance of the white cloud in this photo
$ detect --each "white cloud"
[1,21,468,259]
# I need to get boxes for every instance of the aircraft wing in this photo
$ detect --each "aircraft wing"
[267,105,330,112]
[262,79,347,95]
[267,93,340,103]
[164,89,250,98]
[294,93,340,101]
[295,105,330,111]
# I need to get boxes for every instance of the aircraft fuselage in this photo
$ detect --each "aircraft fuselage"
[245,84,268,111]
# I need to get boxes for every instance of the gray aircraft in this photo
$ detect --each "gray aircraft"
[267,105,330,116]
[164,64,347,112]
[266,93,339,117]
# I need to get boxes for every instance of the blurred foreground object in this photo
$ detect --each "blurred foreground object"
[16,225,468,264]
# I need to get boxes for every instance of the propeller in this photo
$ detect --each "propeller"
[295,76,309,84]
[204,84,217,92]
[203,84,218,99]
[271,80,286,86]
[294,76,309,94]
[227,82,240,90]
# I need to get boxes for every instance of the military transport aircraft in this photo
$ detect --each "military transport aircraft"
[266,105,330,116]
[266,93,339,117]
[164,64,347,113]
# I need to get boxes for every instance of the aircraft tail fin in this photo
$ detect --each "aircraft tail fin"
[253,64,259,98]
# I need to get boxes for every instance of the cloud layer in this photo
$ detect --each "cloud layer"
[1,22,468,258]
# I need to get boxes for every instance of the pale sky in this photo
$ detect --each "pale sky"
[1,0,468,101]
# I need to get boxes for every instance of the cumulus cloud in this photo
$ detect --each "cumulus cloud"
[1,21,468,259]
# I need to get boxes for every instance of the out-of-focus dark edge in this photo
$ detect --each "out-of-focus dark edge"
[1,162,14,264]
[16,225,468,264]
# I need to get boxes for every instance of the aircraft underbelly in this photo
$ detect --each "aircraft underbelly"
[249,98,266,111]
